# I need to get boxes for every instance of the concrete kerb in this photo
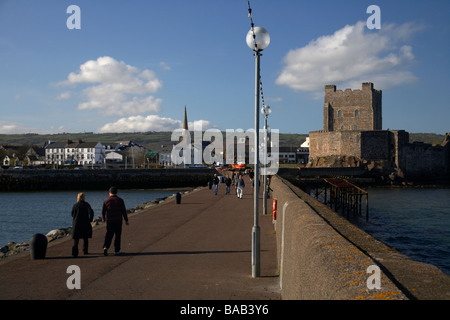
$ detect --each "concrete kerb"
[271,175,407,300]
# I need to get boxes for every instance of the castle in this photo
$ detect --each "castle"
[308,83,450,181]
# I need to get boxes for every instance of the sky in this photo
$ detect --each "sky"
[0,0,449,135]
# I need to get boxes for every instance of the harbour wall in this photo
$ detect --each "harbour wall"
[271,174,450,299]
[0,168,214,192]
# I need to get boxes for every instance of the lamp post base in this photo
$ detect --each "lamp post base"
[252,225,260,277]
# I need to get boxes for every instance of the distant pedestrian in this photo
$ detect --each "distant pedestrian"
[102,187,129,256]
[248,170,254,187]
[225,176,231,195]
[208,179,212,190]
[236,175,245,199]
[212,174,219,195]
[266,177,272,198]
[71,193,94,257]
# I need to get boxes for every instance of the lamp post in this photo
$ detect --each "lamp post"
[246,26,270,278]
[261,105,271,216]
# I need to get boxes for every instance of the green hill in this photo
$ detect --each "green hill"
[0,131,445,149]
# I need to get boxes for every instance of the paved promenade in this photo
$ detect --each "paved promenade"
[0,177,281,300]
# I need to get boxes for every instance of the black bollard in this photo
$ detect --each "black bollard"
[30,233,48,260]
[176,192,182,204]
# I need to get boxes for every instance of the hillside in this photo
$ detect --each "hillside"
[0,131,445,149]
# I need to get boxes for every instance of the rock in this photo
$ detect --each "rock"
[46,228,71,242]
[0,241,30,258]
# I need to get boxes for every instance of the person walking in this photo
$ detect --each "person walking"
[248,170,254,187]
[225,175,231,195]
[212,174,219,196]
[236,175,245,199]
[232,172,238,195]
[71,193,94,257]
[102,186,129,256]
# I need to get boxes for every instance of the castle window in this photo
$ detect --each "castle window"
[354,125,358,130]
[355,109,359,117]
[338,110,342,117]
[341,126,344,130]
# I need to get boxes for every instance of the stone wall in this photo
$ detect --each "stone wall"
[309,130,362,159]
[309,129,449,181]
[401,142,448,178]
[0,168,215,191]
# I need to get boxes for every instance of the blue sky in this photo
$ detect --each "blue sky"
[0,0,449,135]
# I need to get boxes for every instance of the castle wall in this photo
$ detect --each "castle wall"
[309,130,362,159]
[310,128,449,180]
[401,142,447,178]
[360,131,392,161]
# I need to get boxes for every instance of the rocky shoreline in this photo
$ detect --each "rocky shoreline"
[0,190,191,260]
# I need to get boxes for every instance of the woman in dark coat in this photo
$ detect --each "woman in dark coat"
[71,193,94,257]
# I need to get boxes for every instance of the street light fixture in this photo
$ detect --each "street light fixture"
[261,105,271,217]
[246,26,271,52]
[246,26,270,278]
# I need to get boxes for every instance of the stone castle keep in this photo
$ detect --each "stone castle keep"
[309,82,450,180]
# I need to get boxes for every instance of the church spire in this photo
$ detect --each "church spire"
[183,105,188,130]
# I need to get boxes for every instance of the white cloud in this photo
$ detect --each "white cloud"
[0,122,18,134]
[159,61,171,71]
[60,56,162,116]
[98,115,211,133]
[57,91,71,100]
[0,121,40,134]
[276,21,423,94]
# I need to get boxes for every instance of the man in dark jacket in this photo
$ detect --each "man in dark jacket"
[212,174,219,195]
[102,186,128,256]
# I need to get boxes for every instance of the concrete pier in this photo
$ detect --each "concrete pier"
[1,174,449,302]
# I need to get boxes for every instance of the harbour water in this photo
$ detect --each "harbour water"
[354,187,450,275]
[0,189,183,247]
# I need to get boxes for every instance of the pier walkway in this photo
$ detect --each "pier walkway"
[0,176,281,300]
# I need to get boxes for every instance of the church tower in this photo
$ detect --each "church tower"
[183,105,188,131]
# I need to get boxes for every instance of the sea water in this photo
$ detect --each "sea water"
[354,187,450,275]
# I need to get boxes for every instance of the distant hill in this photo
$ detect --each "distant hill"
[0,132,445,149]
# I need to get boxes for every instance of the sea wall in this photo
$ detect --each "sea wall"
[0,168,214,192]
[271,175,450,299]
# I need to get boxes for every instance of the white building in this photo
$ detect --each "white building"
[296,137,310,164]
[105,151,124,163]
[279,146,297,163]
[45,141,67,165]
[45,140,105,166]
[159,145,174,167]
[75,141,105,166]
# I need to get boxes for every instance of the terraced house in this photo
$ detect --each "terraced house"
[45,140,105,166]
